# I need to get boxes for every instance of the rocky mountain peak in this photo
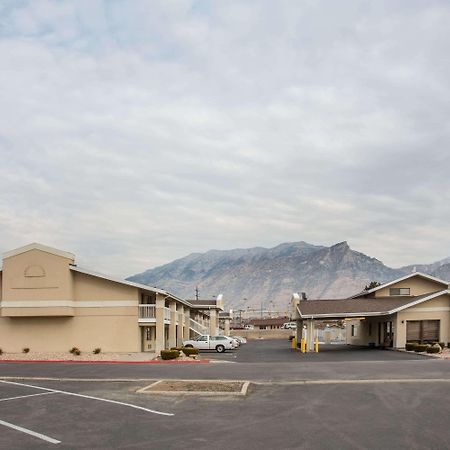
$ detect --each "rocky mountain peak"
[127,241,450,309]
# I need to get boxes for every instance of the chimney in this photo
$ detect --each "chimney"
[301,292,307,301]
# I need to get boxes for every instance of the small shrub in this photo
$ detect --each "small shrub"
[414,344,429,352]
[69,347,80,354]
[182,347,199,357]
[160,349,180,360]
[439,342,445,350]
[93,348,101,354]
[170,347,183,351]
[405,343,418,351]
[427,345,441,354]
[0,348,3,355]
[22,348,30,353]
[73,349,81,356]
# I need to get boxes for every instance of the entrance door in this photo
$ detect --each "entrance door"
[382,321,393,347]
[142,326,155,352]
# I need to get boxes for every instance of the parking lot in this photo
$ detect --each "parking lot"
[1,340,449,449]
[208,339,431,363]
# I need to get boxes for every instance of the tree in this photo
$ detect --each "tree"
[364,281,381,291]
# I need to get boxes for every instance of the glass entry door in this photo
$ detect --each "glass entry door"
[382,321,393,348]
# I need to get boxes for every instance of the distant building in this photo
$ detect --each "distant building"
[249,317,289,330]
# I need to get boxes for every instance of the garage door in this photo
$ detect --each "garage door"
[406,320,439,342]
[422,320,440,342]
[406,321,421,341]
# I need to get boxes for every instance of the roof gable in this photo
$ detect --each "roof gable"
[3,243,75,261]
[350,272,448,298]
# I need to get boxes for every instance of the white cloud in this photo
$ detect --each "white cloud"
[0,0,450,276]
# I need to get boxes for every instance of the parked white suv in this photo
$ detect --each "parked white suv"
[183,335,236,353]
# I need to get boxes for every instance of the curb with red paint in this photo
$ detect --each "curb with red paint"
[0,359,210,365]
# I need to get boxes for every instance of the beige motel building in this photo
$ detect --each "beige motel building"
[292,272,450,351]
[0,243,230,355]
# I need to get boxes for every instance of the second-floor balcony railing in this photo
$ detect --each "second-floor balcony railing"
[139,305,172,323]
[139,304,156,321]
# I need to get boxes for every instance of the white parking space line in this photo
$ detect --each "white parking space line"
[0,379,174,417]
[0,419,61,445]
[0,392,58,402]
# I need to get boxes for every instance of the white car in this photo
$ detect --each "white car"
[281,322,297,329]
[183,335,236,353]
[231,335,247,344]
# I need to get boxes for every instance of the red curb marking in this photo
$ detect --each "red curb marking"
[0,359,210,365]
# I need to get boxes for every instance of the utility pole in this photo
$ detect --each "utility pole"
[195,286,199,301]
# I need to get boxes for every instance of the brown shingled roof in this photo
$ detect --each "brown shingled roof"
[189,299,219,307]
[249,317,289,327]
[297,291,447,318]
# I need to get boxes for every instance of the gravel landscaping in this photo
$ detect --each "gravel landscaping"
[401,347,450,359]
[138,379,248,395]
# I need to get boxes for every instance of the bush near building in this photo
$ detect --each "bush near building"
[161,349,180,360]
[182,347,199,357]
[405,343,417,351]
[427,345,441,354]
[414,344,429,352]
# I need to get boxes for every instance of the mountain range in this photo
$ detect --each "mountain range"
[127,241,450,310]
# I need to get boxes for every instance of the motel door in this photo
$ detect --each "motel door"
[142,326,155,352]
[382,321,393,348]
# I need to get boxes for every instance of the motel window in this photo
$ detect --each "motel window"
[351,325,357,337]
[389,288,410,296]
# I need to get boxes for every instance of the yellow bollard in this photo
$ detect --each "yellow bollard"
[315,337,319,353]
[300,338,306,353]
[291,337,297,349]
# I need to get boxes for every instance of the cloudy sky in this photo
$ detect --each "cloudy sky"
[1,0,449,277]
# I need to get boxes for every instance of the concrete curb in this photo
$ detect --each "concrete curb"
[137,379,251,396]
[0,377,157,382]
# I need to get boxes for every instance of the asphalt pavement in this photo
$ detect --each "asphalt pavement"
[0,340,446,382]
[0,340,449,449]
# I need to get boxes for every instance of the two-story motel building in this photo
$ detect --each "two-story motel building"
[0,243,229,354]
